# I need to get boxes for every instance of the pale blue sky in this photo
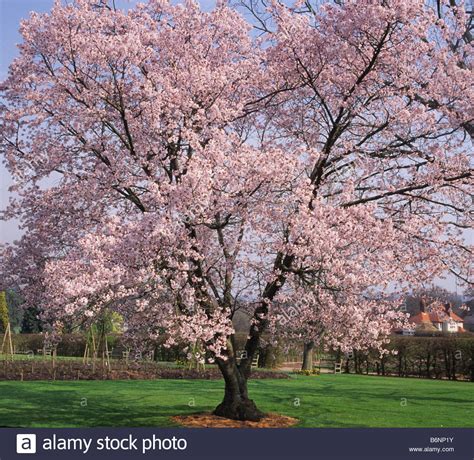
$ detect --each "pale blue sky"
[0,0,466,292]
[0,0,58,243]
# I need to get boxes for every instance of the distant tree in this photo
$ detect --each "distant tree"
[21,306,43,333]
[405,286,463,315]
[463,286,474,313]
[5,289,24,333]
[464,286,474,299]
[0,291,9,333]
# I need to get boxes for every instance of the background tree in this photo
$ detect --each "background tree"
[4,289,24,333]
[0,0,472,420]
[405,286,463,315]
[21,306,43,334]
[0,291,9,334]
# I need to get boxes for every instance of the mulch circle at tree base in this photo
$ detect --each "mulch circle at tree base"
[171,413,298,428]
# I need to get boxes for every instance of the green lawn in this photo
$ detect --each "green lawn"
[0,374,472,428]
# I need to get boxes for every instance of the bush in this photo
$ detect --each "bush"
[341,335,474,381]
[12,334,45,354]
[292,369,319,376]
[0,291,9,333]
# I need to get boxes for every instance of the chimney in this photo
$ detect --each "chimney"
[444,302,452,315]
[420,298,426,313]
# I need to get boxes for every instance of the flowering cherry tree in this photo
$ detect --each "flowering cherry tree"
[1,0,472,421]
[253,0,474,370]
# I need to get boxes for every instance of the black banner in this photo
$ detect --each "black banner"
[1,428,472,460]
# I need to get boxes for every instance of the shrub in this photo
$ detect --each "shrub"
[0,291,9,333]
[341,335,474,381]
[292,369,319,376]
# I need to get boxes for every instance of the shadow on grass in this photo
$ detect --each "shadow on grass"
[1,375,472,428]
[0,380,222,427]
[247,376,474,428]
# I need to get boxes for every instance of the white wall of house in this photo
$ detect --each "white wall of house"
[441,321,461,333]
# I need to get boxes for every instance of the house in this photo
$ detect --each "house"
[400,299,465,335]
[428,303,464,333]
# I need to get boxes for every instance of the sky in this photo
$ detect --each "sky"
[0,1,64,243]
[0,0,468,293]
[0,0,59,242]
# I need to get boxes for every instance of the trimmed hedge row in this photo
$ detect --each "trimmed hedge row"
[13,333,86,356]
[10,333,282,367]
[12,333,473,380]
[340,336,474,381]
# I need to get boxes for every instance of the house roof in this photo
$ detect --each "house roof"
[410,299,464,324]
[429,311,463,323]
[408,310,464,333]
[410,312,433,324]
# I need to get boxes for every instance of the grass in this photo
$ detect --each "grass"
[0,353,81,362]
[0,353,216,369]
[0,374,472,428]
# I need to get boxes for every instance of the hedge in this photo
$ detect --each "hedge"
[341,335,474,381]
[12,333,472,380]
[10,332,285,368]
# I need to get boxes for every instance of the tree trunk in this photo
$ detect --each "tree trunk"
[301,341,314,371]
[213,252,294,421]
[214,357,264,421]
